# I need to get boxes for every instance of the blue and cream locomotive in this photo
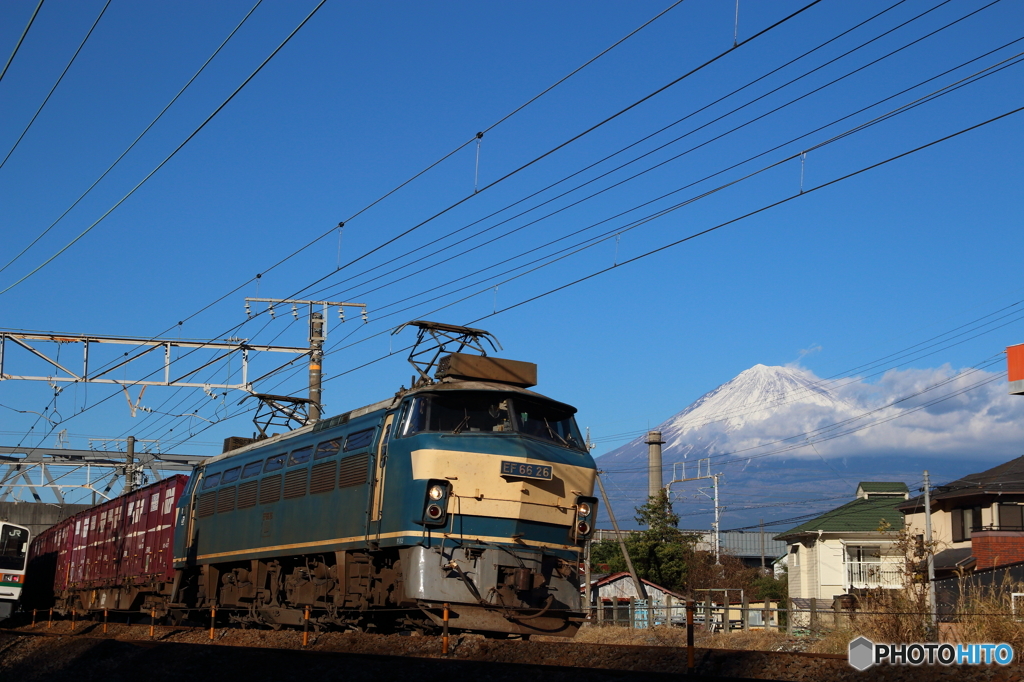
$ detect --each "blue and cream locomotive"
[170,322,597,636]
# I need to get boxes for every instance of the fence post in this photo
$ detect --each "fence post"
[786,598,794,635]
[705,594,713,633]
[741,594,749,631]
[628,596,635,629]
[442,603,450,655]
[686,600,695,672]
[597,598,604,625]
[833,597,841,629]
[810,598,818,634]
[764,598,771,630]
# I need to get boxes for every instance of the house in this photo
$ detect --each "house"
[774,482,909,620]
[584,572,686,625]
[899,455,1024,576]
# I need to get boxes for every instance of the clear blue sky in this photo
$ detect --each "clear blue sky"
[1,0,1022,496]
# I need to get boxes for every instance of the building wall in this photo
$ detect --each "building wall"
[0,501,92,540]
[971,530,1024,569]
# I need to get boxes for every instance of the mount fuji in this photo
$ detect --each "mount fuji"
[594,363,1024,533]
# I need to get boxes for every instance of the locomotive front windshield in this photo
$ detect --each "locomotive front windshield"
[0,524,28,571]
[402,391,586,452]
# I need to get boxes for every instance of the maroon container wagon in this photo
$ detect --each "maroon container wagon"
[26,475,188,615]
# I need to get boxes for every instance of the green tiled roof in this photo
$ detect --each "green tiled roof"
[773,496,905,541]
[858,482,908,493]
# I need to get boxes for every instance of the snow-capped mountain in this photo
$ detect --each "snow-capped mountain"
[594,363,1023,532]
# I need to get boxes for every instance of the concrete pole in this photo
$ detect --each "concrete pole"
[713,474,721,564]
[583,538,593,623]
[126,435,136,493]
[595,472,648,601]
[924,470,937,630]
[309,310,325,422]
[645,431,665,499]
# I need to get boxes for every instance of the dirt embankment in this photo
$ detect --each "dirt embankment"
[2,621,1023,682]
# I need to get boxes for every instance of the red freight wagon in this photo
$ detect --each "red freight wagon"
[27,475,188,614]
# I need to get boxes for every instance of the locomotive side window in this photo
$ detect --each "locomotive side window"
[344,429,374,451]
[221,467,241,484]
[241,461,263,479]
[288,446,313,466]
[314,439,341,460]
[202,473,222,490]
[263,454,286,473]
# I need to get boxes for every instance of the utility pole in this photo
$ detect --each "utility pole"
[924,470,936,630]
[645,430,665,499]
[712,474,721,564]
[245,298,366,423]
[595,472,648,602]
[125,436,137,493]
[760,518,765,570]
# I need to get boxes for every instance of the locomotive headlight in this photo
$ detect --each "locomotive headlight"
[577,502,592,517]
[426,504,444,520]
[428,484,445,500]
[577,521,591,536]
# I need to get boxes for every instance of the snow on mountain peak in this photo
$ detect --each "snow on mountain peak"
[662,363,843,437]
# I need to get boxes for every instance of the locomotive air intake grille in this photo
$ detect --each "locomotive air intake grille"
[259,475,282,505]
[217,486,237,513]
[310,461,337,494]
[338,453,369,488]
[284,468,308,499]
[197,492,216,518]
[236,481,258,508]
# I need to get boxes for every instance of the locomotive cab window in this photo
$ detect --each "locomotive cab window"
[241,461,263,479]
[202,473,222,490]
[402,392,586,451]
[0,524,28,571]
[221,467,241,484]
[288,446,313,466]
[264,454,286,473]
[513,396,585,451]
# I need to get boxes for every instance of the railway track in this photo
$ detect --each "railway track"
[8,619,969,682]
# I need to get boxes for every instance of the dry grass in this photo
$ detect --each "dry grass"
[571,625,793,652]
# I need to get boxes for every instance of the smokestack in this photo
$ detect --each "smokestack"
[645,430,665,499]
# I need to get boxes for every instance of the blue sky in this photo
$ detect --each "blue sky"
[1,0,1022,507]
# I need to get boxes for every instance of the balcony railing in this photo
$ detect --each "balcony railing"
[846,561,903,589]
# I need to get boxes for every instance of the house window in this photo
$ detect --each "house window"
[952,507,983,542]
[1001,504,1024,531]
[790,545,798,568]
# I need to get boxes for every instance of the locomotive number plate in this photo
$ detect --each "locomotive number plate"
[500,461,552,480]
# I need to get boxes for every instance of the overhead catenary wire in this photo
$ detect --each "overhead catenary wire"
[0,0,44,85]
[283,0,826,303]
[152,105,1024,455]
[0,0,111,172]
[0,0,266,280]
[6,5,1015,464]
[0,0,318,295]
[309,0,1003,310]
[0,0,697,442]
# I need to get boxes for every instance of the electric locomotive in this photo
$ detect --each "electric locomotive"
[168,321,597,635]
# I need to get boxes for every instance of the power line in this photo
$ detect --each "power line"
[0,0,44,85]
[0,0,318,295]
[0,0,111,172]
[0,0,266,280]
[284,0,826,302]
